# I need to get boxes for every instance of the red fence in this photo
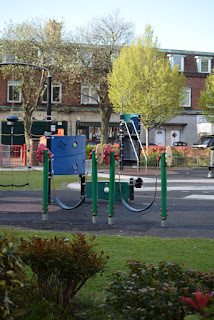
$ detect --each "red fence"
[0,144,26,166]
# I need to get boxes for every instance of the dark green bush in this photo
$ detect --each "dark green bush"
[0,234,25,320]
[18,234,109,314]
[103,260,214,320]
[86,144,96,159]
[11,278,71,320]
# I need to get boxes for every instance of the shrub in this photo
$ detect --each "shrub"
[86,144,96,159]
[183,291,214,319]
[102,261,214,320]
[0,234,25,320]
[18,234,109,313]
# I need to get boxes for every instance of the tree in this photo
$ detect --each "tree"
[74,11,135,144]
[0,19,77,151]
[108,25,186,148]
[199,72,214,123]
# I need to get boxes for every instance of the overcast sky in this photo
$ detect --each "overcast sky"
[1,0,214,53]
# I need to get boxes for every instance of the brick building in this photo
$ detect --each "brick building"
[0,47,214,146]
[150,49,214,146]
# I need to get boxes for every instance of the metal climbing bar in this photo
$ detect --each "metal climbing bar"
[42,149,49,220]
[160,152,168,227]
[121,120,140,171]
[130,119,148,171]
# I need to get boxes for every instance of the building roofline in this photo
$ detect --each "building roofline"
[160,48,214,56]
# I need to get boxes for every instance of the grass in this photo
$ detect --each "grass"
[0,169,78,190]
[0,169,108,191]
[1,228,213,285]
[0,228,213,319]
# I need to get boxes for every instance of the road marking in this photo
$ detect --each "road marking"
[182,195,214,200]
[135,185,214,191]
[68,183,214,192]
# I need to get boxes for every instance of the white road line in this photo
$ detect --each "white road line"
[182,195,214,200]
[134,186,214,191]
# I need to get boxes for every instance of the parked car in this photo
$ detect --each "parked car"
[173,141,187,146]
[192,135,214,148]
[86,140,98,145]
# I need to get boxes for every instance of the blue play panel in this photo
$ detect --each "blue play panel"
[50,135,85,175]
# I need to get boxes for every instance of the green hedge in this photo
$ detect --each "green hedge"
[102,260,214,320]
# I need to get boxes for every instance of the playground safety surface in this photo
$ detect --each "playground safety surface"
[0,167,214,239]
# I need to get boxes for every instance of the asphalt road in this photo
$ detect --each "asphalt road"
[0,167,214,239]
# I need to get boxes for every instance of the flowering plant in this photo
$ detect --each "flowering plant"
[182,291,214,319]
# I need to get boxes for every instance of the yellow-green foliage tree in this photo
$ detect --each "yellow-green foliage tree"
[108,25,186,148]
[199,72,214,123]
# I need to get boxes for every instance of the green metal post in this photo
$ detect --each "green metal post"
[108,151,115,224]
[161,152,167,227]
[92,150,98,223]
[42,149,49,221]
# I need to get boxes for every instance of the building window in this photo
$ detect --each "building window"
[7,81,21,103]
[81,84,99,104]
[195,56,212,73]
[197,115,208,123]
[42,83,62,104]
[180,87,191,107]
[78,51,93,67]
[167,54,185,72]
[2,54,18,63]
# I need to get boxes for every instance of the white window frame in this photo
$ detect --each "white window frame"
[195,56,213,73]
[167,54,185,72]
[42,83,62,104]
[81,83,99,104]
[7,81,21,103]
[180,87,191,107]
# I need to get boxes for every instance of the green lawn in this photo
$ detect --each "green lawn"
[0,170,79,190]
[1,228,213,281]
[0,228,213,319]
[0,169,107,191]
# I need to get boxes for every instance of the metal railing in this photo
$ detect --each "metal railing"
[0,144,26,166]
[140,155,210,168]
[121,120,148,171]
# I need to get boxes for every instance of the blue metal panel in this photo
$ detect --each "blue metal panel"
[51,135,85,175]
[123,113,139,131]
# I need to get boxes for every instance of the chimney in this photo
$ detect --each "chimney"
[46,20,62,42]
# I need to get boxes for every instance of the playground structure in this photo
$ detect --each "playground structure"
[0,128,168,226]
[0,108,168,226]
[0,63,168,226]
[119,113,147,172]
[39,136,168,226]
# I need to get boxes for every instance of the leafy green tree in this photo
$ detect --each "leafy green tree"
[199,72,214,123]
[0,19,77,151]
[108,25,186,148]
[74,11,135,144]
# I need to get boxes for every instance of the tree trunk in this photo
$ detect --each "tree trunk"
[100,105,112,145]
[23,108,33,161]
